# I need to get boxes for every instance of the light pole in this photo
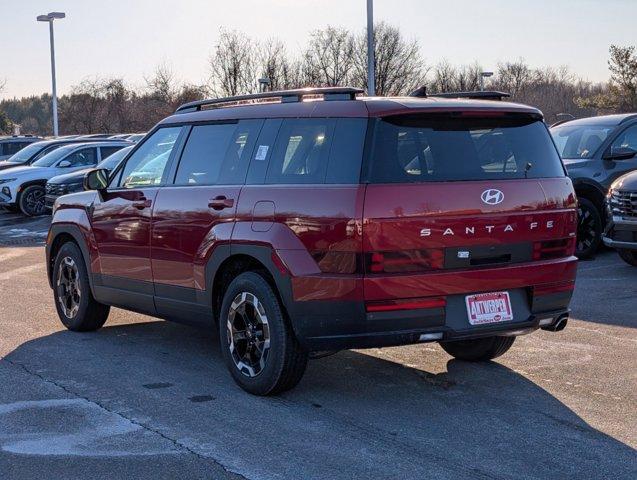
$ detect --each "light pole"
[366,0,375,96]
[37,12,65,137]
[479,71,493,91]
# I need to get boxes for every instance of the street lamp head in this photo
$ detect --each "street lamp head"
[37,12,65,22]
[481,71,494,78]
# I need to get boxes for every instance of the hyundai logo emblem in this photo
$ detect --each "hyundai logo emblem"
[481,189,504,205]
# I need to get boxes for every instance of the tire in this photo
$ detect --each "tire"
[53,242,110,332]
[439,336,515,362]
[218,271,308,395]
[617,249,637,266]
[18,184,47,216]
[576,197,602,259]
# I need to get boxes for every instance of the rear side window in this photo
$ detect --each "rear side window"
[174,120,261,185]
[2,142,28,156]
[266,119,335,184]
[100,146,124,159]
[369,114,565,183]
[264,118,366,185]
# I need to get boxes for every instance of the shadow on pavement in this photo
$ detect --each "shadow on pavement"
[571,250,637,328]
[2,320,635,479]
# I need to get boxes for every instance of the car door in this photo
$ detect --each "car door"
[604,124,637,184]
[89,126,184,314]
[151,120,262,323]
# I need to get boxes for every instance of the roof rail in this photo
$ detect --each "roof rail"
[619,113,637,124]
[409,88,511,101]
[175,87,364,114]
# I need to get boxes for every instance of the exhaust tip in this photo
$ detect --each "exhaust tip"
[541,314,568,332]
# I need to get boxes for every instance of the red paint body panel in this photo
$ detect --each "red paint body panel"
[151,186,239,290]
[50,194,100,273]
[363,257,577,301]
[362,177,577,301]
[235,185,365,300]
[90,188,158,281]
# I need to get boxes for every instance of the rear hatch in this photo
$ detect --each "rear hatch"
[363,111,577,303]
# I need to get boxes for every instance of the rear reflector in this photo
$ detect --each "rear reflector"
[366,249,444,273]
[533,281,575,296]
[532,238,576,260]
[366,296,446,312]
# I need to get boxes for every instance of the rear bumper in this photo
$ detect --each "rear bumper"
[289,257,577,351]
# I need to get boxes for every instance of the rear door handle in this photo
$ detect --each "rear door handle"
[208,196,235,210]
[132,198,152,209]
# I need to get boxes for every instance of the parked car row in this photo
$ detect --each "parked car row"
[0,135,44,160]
[0,133,145,216]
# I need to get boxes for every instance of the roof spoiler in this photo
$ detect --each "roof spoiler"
[409,86,511,101]
[175,87,364,114]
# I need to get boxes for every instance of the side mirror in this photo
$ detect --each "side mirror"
[604,146,637,161]
[58,160,72,168]
[84,168,109,192]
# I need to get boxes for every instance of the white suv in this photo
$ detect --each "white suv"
[0,141,128,216]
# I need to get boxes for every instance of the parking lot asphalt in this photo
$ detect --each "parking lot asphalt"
[0,210,635,480]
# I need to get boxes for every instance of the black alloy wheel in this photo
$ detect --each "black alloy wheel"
[576,198,602,259]
[19,185,47,216]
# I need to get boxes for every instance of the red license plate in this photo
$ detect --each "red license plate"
[465,291,513,325]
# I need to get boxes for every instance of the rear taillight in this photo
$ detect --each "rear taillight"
[366,249,444,273]
[366,296,446,313]
[533,281,575,296]
[532,238,575,260]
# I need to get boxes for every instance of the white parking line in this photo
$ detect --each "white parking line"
[0,250,26,263]
[0,263,43,281]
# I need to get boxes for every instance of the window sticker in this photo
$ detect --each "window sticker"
[255,145,269,161]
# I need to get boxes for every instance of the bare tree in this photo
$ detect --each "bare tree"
[429,60,458,93]
[257,39,296,90]
[59,78,105,133]
[209,29,258,97]
[302,26,355,87]
[145,63,177,103]
[494,59,532,97]
[353,22,426,95]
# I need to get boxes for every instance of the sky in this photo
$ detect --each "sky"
[1,0,635,99]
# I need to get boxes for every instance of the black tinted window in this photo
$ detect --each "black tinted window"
[266,119,336,184]
[174,120,260,185]
[369,115,564,183]
[326,118,367,183]
[2,142,29,156]
[100,146,124,159]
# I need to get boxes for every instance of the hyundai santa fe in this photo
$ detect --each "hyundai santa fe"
[45,87,578,395]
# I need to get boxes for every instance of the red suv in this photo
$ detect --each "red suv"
[46,87,578,395]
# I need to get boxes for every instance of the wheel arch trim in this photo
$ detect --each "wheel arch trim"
[46,223,96,297]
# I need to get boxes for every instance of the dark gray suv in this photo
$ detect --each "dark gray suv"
[551,114,637,258]
[604,170,637,266]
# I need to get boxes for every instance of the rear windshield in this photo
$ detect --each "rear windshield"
[368,114,565,183]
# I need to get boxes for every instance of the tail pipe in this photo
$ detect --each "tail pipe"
[541,313,569,332]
